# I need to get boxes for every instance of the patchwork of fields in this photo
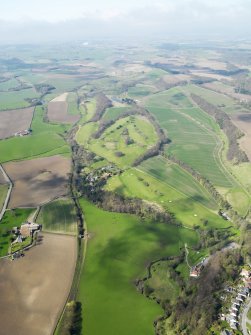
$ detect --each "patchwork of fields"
[0,42,251,335]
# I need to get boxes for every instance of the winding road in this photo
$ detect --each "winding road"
[0,164,13,221]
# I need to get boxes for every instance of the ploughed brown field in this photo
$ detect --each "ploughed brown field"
[0,232,77,335]
[48,93,79,124]
[3,155,71,208]
[0,107,34,139]
[231,113,251,160]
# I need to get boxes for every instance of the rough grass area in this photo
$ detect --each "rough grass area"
[145,261,179,303]
[0,208,34,257]
[78,199,198,335]
[37,198,77,234]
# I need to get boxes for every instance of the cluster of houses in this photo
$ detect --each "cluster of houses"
[84,165,121,192]
[14,129,32,137]
[11,222,41,246]
[220,268,251,332]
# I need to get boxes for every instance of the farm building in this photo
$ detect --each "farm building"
[20,222,41,237]
[190,263,204,278]
[14,129,31,137]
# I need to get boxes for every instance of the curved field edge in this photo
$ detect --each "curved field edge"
[36,198,77,235]
[76,199,198,335]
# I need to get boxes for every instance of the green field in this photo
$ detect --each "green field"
[106,165,230,229]
[128,84,157,97]
[80,100,96,123]
[183,84,238,114]
[76,122,98,147]
[37,198,77,234]
[78,199,198,335]
[0,208,34,257]
[67,92,81,116]
[103,106,130,121]
[42,77,86,93]
[146,90,235,187]
[0,78,20,91]
[87,116,158,167]
[140,156,217,208]
[145,261,180,303]
[0,184,8,212]
[0,88,39,110]
[0,106,70,163]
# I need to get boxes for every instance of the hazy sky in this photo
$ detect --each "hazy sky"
[0,0,250,43]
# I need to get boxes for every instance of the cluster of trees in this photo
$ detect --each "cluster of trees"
[208,68,247,77]
[133,108,170,166]
[90,93,112,122]
[170,250,242,335]
[155,78,188,91]
[191,94,249,164]
[34,83,55,95]
[240,221,251,263]
[234,76,251,95]
[83,179,177,225]
[196,227,233,251]
[58,301,82,335]
[92,109,137,139]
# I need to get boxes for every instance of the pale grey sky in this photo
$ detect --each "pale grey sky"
[0,0,250,43]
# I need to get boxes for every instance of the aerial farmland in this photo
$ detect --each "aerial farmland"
[0,38,250,335]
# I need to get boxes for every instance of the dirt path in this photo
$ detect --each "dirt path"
[0,164,13,221]
[184,243,191,269]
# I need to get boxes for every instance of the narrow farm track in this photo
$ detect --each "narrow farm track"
[0,164,13,221]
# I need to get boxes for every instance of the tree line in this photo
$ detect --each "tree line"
[191,94,248,164]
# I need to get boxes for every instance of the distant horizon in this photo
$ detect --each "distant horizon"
[0,0,250,43]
